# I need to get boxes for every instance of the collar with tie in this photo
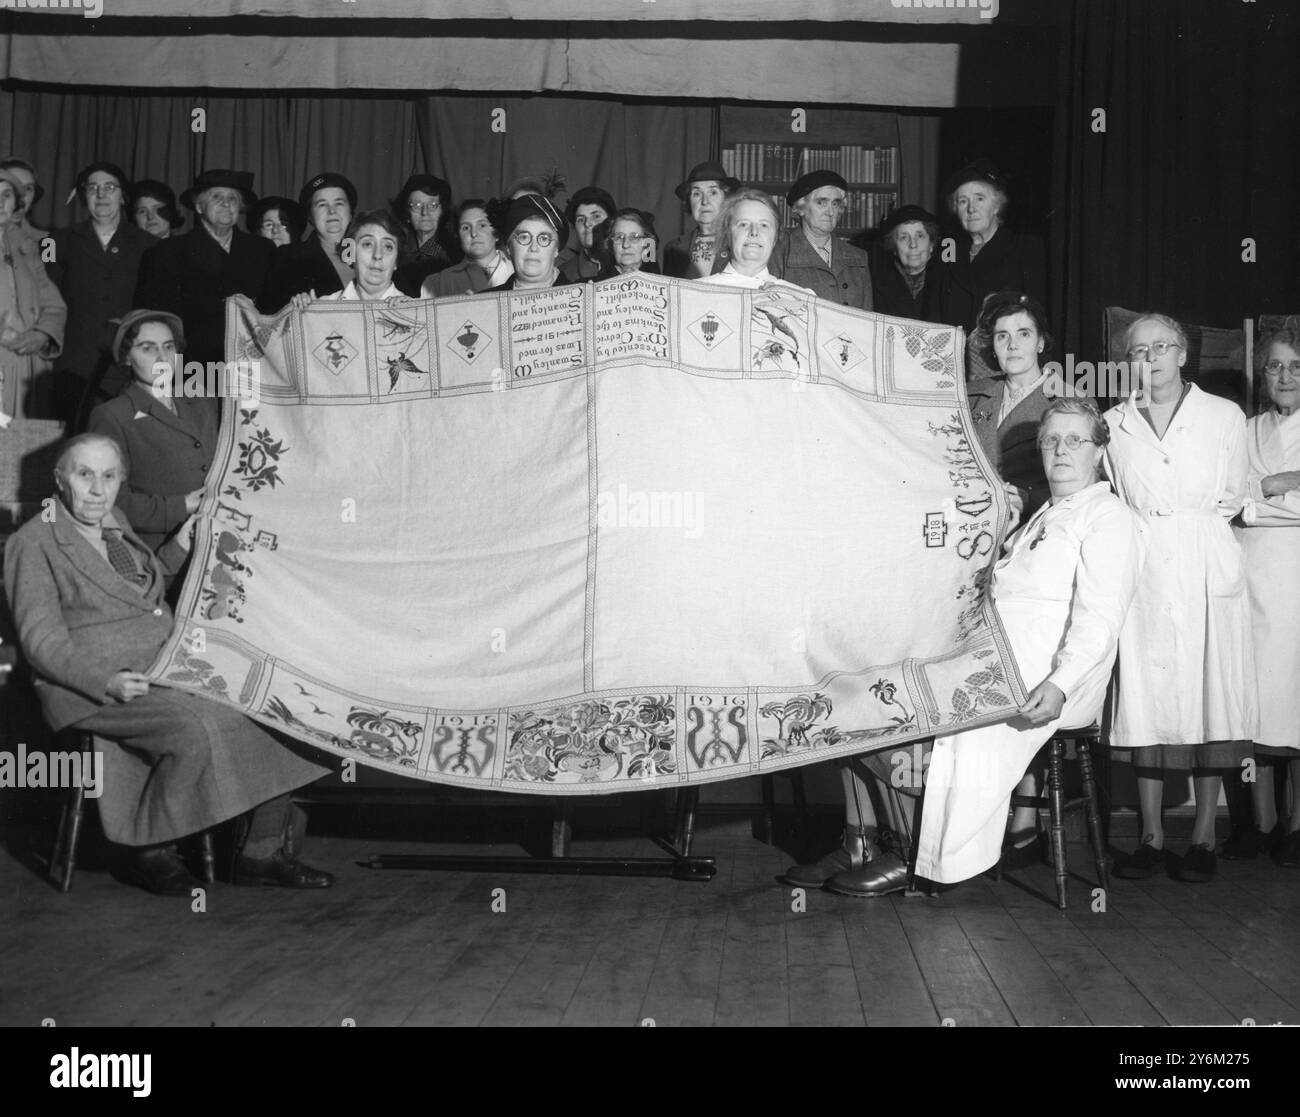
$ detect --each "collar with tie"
[103,528,149,587]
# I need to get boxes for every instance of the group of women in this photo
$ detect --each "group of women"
[4,151,1295,895]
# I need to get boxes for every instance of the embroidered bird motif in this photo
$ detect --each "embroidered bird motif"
[385,351,429,393]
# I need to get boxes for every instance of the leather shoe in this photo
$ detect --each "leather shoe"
[1221,824,1281,860]
[1116,841,1163,880]
[1174,843,1216,883]
[825,851,910,898]
[120,845,203,896]
[783,827,872,888]
[234,850,334,889]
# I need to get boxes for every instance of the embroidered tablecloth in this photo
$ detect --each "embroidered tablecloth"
[148,274,1024,793]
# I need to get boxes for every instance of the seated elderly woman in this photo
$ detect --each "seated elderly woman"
[488,195,574,292]
[559,186,617,283]
[604,208,660,276]
[872,204,944,322]
[1229,326,1300,867]
[3,433,333,895]
[423,198,513,297]
[249,195,306,249]
[911,400,1147,889]
[697,190,812,292]
[0,166,66,424]
[129,180,183,241]
[662,160,740,280]
[770,171,872,309]
[86,309,213,556]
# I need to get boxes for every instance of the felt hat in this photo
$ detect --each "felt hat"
[297,171,357,213]
[502,193,569,244]
[786,170,848,206]
[111,308,187,365]
[181,169,257,210]
[564,186,617,226]
[941,158,1012,203]
[879,203,939,236]
[674,160,741,201]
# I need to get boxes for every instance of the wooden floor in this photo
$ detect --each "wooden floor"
[2,814,1298,1028]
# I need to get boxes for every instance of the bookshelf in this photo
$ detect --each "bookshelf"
[718,106,901,235]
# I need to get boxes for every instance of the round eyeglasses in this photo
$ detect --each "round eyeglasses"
[408,201,441,213]
[611,233,648,245]
[510,230,555,248]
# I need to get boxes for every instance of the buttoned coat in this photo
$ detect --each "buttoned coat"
[87,380,220,551]
[0,223,66,420]
[937,224,1046,330]
[134,225,274,367]
[260,233,347,313]
[47,220,156,384]
[3,504,329,844]
[771,229,873,311]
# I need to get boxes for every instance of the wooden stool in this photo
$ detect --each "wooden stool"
[49,730,215,893]
[1002,724,1109,910]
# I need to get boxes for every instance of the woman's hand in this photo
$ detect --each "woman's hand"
[106,671,151,702]
[2,328,50,356]
[1003,482,1024,534]
[174,513,199,554]
[289,290,316,310]
[1262,470,1300,497]
[1017,680,1065,726]
[184,488,204,514]
[384,295,414,306]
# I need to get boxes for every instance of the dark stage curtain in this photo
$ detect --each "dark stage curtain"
[1050,0,1300,359]
[1,87,714,246]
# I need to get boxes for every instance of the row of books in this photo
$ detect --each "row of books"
[769,190,899,232]
[721,144,898,186]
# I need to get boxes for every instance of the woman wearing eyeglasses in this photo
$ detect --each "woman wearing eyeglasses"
[391,174,455,294]
[47,162,155,426]
[907,399,1146,891]
[489,196,574,292]
[1104,313,1256,884]
[603,208,660,277]
[1230,327,1300,867]
[249,196,306,249]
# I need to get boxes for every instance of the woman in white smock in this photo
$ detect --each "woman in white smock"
[915,399,1146,884]
[1232,325,1300,867]
[1104,312,1257,885]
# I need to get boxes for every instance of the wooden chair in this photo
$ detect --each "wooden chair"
[48,729,216,893]
[997,723,1109,910]
[671,769,810,857]
[1102,306,1254,414]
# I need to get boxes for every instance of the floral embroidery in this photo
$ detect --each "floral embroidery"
[505,695,676,783]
